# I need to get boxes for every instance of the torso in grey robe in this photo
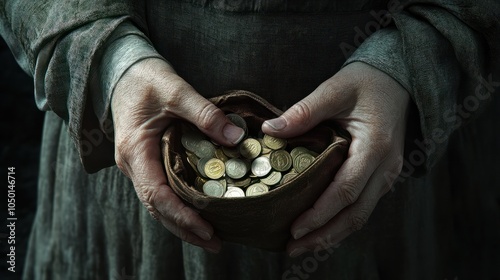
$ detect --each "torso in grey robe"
[19,0,500,279]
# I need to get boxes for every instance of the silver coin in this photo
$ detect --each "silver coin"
[194,140,216,158]
[202,180,226,197]
[223,186,245,198]
[225,158,248,179]
[245,183,269,196]
[181,128,205,152]
[251,156,272,177]
[197,157,212,178]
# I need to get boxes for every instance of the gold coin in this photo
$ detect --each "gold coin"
[245,183,269,196]
[258,138,272,154]
[195,176,207,190]
[214,149,229,162]
[197,157,211,178]
[263,134,287,150]
[280,173,297,185]
[222,145,240,158]
[186,152,200,173]
[260,171,282,186]
[227,177,252,188]
[269,150,292,172]
[204,158,225,179]
[290,146,310,158]
[239,138,262,159]
[293,153,316,173]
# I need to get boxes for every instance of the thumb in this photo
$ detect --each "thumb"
[262,92,332,138]
[262,76,354,138]
[170,90,246,146]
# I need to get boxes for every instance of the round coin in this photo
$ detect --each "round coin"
[226,114,248,140]
[194,140,216,158]
[280,173,298,185]
[204,158,225,179]
[293,153,316,173]
[263,134,287,150]
[258,138,272,154]
[225,158,248,179]
[245,183,269,197]
[239,138,262,159]
[202,180,226,197]
[222,145,240,158]
[181,128,205,152]
[270,149,292,172]
[197,157,211,178]
[260,171,282,186]
[251,156,272,177]
[214,149,229,162]
[223,186,245,198]
[290,146,311,159]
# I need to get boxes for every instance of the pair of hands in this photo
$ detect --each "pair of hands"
[111,58,409,256]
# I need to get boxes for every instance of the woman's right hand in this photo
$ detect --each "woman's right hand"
[111,58,245,253]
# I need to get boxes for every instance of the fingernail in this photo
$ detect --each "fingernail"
[289,247,307,258]
[223,124,245,144]
[264,117,287,131]
[191,229,212,241]
[293,228,311,240]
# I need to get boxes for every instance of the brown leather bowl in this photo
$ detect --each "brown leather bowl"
[162,90,349,251]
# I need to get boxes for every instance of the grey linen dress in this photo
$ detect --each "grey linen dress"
[1,0,499,279]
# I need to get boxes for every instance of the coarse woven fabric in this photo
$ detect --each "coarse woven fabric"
[0,0,498,279]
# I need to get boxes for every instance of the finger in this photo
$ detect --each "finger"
[289,135,385,240]
[286,157,396,256]
[153,184,222,253]
[116,129,219,248]
[160,80,245,146]
[262,76,355,138]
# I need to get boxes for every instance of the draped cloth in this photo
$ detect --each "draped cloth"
[0,0,499,279]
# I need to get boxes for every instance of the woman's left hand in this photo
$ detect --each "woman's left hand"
[262,62,410,257]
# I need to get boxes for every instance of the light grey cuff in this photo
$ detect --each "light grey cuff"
[342,27,412,95]
[94,21,165,140]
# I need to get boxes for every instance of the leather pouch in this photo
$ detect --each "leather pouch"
[162,90,349,250]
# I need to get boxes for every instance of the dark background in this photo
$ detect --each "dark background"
[0,37,43,280]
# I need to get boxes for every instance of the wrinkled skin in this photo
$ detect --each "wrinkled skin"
[111,58,409,256]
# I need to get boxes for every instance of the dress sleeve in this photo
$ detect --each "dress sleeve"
[343,0,500,176]
[0,1,164,172]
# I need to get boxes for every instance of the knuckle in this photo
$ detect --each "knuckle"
[138,184,159,209]
[172,206,190,229]
[196,104,221,132]
[337,182,360,205]
[288,101,313,126]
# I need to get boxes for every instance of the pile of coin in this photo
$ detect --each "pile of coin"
[181,114,318,198]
